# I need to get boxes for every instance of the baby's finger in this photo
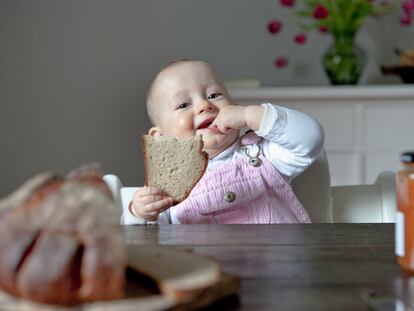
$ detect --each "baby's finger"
[209,124,224,134]
[140,186,169,197]
[139,194,170,205]
[135,204,161,219]
[144,211,160,221]
[147,197,174,212]
[211,120,231,132]
[146,216,158,222]
[216,124,233,133]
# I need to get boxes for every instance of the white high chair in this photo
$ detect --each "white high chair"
[103,150,397,223]
[289,150,396,223]
[330,171,396,223]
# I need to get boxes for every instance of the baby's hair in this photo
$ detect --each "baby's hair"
[146,59,195,125]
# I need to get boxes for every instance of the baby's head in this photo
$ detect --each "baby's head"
[146,59,239,158]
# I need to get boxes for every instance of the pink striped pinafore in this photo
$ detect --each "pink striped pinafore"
[172,132,311,224]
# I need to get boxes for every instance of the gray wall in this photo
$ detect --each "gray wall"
[0,0,412,197]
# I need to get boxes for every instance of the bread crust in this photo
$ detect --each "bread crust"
[0,173,61,219]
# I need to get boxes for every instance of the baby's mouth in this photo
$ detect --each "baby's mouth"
[196,117,216,130]
[196,116,225,134]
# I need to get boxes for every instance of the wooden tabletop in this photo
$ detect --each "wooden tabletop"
[124,224,411,311]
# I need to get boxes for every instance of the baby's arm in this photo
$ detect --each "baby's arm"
[257,104,324,181]
[213,103,323,181]
[121,187,173,225]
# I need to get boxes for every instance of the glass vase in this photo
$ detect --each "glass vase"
[322,33,365,85]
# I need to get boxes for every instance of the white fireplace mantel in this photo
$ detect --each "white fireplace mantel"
[229,85,414,186]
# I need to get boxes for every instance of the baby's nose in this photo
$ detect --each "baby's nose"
[196,101,214,114]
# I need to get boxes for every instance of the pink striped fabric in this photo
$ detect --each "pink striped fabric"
[173,133,311,224]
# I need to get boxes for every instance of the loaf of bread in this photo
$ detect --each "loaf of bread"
[0,164,126,306]
[142,135,208,203]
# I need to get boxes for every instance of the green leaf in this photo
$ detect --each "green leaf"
[286,0,396,38]
[296,10,313,18]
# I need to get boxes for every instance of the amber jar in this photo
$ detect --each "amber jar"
[396,151,414,272]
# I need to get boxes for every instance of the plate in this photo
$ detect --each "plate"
[0,246,240,311]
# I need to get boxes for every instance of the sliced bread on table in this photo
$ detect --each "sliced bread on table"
[127,245,222,303]
[142,135,208,203]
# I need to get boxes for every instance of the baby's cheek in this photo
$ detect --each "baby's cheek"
[173,118,195,138]
[177,117,189,128]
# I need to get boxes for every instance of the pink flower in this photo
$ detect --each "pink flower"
[402,0,414,12]
[274,56,288,68]
[400,11,412,25]
[313,5,329,19]
[280,0,295,7]
[267,20,283,34]
[294,33,307,44]
[319,26,329,33]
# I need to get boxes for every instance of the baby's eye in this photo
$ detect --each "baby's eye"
[176,102,190,110]
[208,93,222,99]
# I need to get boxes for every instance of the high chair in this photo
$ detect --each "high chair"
[103,150,397,223]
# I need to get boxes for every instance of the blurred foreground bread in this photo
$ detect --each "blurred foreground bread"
[0,164,126,306]
[142,135,208,203]
[0,164,238,309]
[128,246,225,304]
[397,48,414,67]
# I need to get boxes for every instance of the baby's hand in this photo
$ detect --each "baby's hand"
[129,187,174,221]
[212,105,247,133]
[213,105,264,133]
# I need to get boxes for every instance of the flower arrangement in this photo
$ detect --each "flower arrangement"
[267,0,413,72]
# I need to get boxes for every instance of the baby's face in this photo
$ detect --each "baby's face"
[149,61,239,158]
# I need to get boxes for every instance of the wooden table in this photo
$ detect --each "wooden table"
[124,223,412,311]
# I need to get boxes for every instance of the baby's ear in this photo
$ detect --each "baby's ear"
[148,127,163,138]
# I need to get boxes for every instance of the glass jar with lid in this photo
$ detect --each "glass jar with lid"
[396,151,414,272]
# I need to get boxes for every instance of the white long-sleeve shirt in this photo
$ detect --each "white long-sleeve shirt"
[121,103,324,225]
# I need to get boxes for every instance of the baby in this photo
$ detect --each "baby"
[121,59,324,225]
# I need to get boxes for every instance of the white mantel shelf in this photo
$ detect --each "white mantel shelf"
[229,85,414,186]
[229,85,414,101]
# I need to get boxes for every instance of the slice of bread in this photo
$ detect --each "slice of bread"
[127,245,221,303]
[142,135,208,203]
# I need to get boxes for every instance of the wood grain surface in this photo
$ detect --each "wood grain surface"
[1,224,408,310]
[125,224,410,311]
